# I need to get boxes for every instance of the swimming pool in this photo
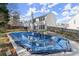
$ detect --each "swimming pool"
[9,32,72,54]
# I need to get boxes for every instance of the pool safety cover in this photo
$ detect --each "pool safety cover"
[9,32,72,54]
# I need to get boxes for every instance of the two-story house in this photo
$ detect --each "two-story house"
[30,13,57,31]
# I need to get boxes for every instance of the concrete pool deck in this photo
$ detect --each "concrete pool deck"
[7,33,79,56]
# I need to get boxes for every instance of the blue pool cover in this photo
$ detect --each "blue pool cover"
[9,32,72,54]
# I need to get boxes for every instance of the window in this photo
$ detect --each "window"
[34,26,36,30]
[42,25,45,29]
[39,17,45,21]
[39,17,42,21]
[42,17,45,20]
[33,19,36,23]
[39,25,41,29]
[39,25,45,29]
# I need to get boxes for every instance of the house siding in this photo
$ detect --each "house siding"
[67,13,79,30]
[45,13,56,27]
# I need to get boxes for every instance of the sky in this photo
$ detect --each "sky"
[7,3,79,23]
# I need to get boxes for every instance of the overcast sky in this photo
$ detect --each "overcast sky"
[7,3,79,23]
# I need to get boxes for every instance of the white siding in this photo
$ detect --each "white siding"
[45,13,56,27]
[67,13,79,30]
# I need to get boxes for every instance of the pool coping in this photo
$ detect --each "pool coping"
[7,33,31,56]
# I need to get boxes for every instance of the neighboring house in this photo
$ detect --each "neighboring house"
[66,13,79,30]
[8,18,23,27]
[30,13,57,31]
[22,20,32,30]
[56,13,79,30]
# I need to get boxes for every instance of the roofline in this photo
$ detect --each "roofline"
[32,12,54,20]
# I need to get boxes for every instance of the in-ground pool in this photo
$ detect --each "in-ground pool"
[9,32,72,54]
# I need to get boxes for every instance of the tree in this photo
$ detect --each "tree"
[12,11,20,21]
[0,3,9,27]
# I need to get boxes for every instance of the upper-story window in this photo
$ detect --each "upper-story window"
[39,17,45,21]
[42,17,45,20]
[33,19,36,23]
